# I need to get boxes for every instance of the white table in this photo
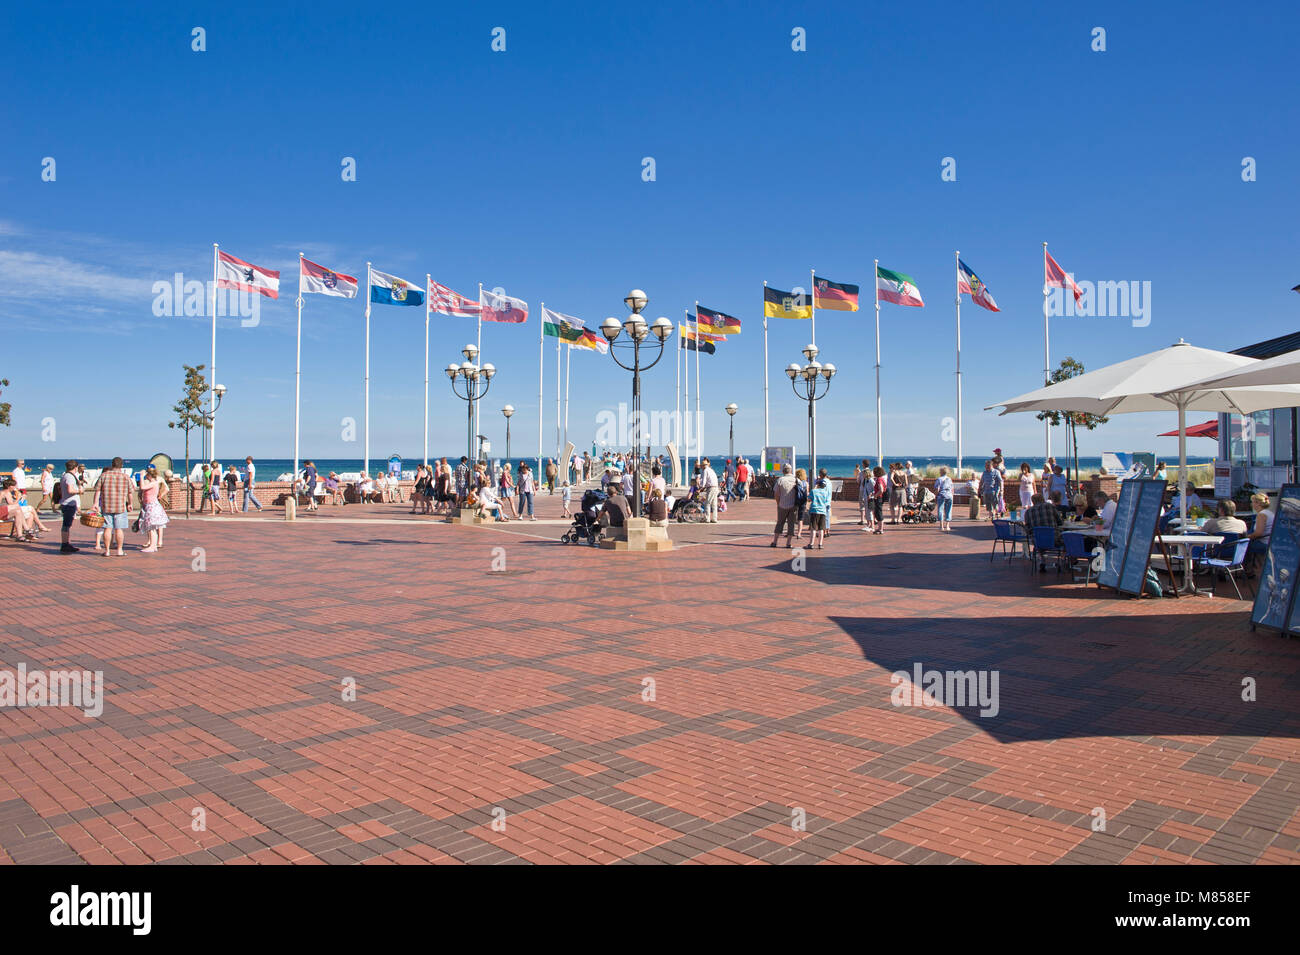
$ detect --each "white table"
[1157,533,1225,596]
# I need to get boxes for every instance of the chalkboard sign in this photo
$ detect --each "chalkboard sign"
[1097,479,1167,597]
[1251,485,1300,634]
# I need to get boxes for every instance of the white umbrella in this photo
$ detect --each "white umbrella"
[988,340,1300,592]
[1173,346,1300,391]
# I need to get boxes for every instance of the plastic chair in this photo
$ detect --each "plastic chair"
[1062,532,1095,585]
[990,519,1027,563]
[1029,524,1065,573]
[1203,538,1253,599]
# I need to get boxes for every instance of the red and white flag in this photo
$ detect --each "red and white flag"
[300,258,357,298]
[428,279,480,317]
[1044,250,1081,303]
[216,250,280,299]
[480,287,528,324]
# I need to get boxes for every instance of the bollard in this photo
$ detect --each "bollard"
[284,496,296,522]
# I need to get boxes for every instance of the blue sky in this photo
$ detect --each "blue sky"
[1,0,1296,465]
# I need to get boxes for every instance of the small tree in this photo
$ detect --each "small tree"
[1036,357,1109,491]
[0,377,11,427]
[168,364,210,515]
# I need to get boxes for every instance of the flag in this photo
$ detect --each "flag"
[696,304,741,334]
[683,312,724,342]
[764,285,812,320]
[957,259,1000,312]
[370,269,425,307]
[300,258,358,298]
[575,328,609,354]
[1044,250,1081,303]
[428,279,480,317]
[217,250,279,299]
[542,306,585,342]
[679,322,718,354]
[480,287,528,323]
[876,266,925,307]
[813,274,859,311]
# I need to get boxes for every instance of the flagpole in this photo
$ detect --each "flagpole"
[1042,241,1051,461]
[675,323,681,483]
[476,283,484,463]
[294,253,304,479]
[694,301,702,469]
[810,268,816,347]
[684,320,691,476]
[555,316,562,471]
[537,301,544,491]
[210,243,218,464]
[954,250,963,479]
[874,258,883,462]
[364,263,372,479]
[423,273,431,469]
[762,282,770,473]
[563,343,571,481]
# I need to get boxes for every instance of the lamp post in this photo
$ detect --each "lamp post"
[725,403,738,464]
[502,405,514,463]
[173,383,226,518]
[445,343,494,475]
[787,344,835,475]
[601,289,672,519]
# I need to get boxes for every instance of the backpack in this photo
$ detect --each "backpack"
[795,482,808,507]
[52,480,64,504]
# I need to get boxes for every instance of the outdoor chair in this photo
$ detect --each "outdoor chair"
[1203,538,1253,600]
[990,519,1027,563]
[1028,524,1065,574]
[1062,531,1095,586]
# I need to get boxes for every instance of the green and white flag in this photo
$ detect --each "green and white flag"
[876,266,925,307]
[542,306,585,342]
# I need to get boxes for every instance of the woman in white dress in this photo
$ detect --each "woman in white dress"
[1018,462,1035,512]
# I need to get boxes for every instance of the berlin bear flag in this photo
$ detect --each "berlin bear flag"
[216,250,280,298]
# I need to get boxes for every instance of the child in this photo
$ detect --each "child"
[561,482,573,517]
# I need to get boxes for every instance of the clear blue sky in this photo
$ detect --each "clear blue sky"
[2,0,1296,465]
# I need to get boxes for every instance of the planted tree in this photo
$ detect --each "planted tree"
[1036,357,1109,492]
[168,364,210,515]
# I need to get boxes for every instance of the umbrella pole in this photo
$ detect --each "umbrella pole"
[1179,398,1190,593]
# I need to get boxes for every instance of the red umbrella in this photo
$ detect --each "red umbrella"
[1158,419,1218,439]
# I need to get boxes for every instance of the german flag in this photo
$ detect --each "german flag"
[764,285,812,320]
[813,274,859,312]
[696,304,741,334]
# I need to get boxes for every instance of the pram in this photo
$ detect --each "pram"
[561,488,608,545]
[900,490,938,523]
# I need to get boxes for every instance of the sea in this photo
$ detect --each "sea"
[2,453,1214,479]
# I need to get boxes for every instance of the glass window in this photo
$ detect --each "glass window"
[1251,410,1272,466]
[1228,414,1249,465]
[1275,408,1294,467]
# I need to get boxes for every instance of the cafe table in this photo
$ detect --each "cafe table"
[1155,533,1224,596]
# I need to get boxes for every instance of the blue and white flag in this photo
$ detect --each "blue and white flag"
[369,269,425,307]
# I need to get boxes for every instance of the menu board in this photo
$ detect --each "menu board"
[1097,479,1167,596]
[1251,485,1300,634]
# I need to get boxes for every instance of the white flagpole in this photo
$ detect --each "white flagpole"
[210,243,219,464]
[675,324,681,477]
[954,251,963,478]
[555,317,562,468]
[476,283,484,462]
[875,259,883,462]
[762,281,770,472]
[810,268,816,346]
[364,263,372,478]
[423,273,431,468]
[684,320,691,476]
[563,343,571,481]
[694,301,701,467]
[1042,241,1051,461]
[294,253,304,478]
[537,301,544,489]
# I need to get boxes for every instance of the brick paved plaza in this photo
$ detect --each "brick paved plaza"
[2,497,1298,865]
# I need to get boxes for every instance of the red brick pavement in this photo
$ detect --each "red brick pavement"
[1,498,1298,865]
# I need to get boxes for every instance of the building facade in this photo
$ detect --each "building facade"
[1220,330,1299,491]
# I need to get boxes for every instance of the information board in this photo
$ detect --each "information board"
[764,446,794,474]
[1097,479,1167,596]
[1251,485,1300,634]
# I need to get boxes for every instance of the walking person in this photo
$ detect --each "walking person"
[95,457,132,558]
[223,465,239,512]
[57,459,81,552]
[499,463,519,519]
[518,462,536,521]
[857,460,873,526]
[545,457,557,494]
[869,465,888,534]
[769,464,800,548]
[1018,462,1035,514]
[809,468,832,549]
[888,462,908,524]
[700,457,720,522]
[210,463,228,515]
[792,467,810,541]
[302,460,319,510]
[241,457,264,512]
[934,465,954,532]
[138,466,169,552]
[978,460,1002,521]
[37,464,56,512]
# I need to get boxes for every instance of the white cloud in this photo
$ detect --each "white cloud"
[0,250,155,302]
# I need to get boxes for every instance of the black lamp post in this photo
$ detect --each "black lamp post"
[601,289,673,518]
[786,344,836,475]
[445,343,494,473]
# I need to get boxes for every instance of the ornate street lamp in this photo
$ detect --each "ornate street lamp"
[787,345,835,474]
[447,345,494,474]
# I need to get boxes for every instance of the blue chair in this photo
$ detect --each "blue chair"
[1203,538,1253,599]
[1029,524,1065,573]
[1062,532,1095,585]
[990,519,1027,562]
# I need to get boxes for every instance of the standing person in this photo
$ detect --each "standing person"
[223,464,239,512]
[137,466,169,552]
[411,464,428,513]
[1018,462,1035,513]
[1041,456,1056,489]
[241,457,263,512]
[769,464,799,548]
[302,460,318,511]
[992,455,1008,516]
[57,459,81,553]
[792,467,809,541]
[454,456,471,507]
[545,457,557,494]
[36,464,56,512]
[869,465,888,534]
[978,460,1002,520]
[561,482,573,517]
[1049,464,1068,505]
[934,465,954,532]
[200,462,213,514]
[518,462,536,521]
[95,457,132,558]
[735,458,751,501]
[11,459,26,494]
[209,463,227,515]
[857,460,873,526]
[700,457,720,523]
[723,459,735,501]
[499,463,518,519]
[809,468,832,549]
[888,463,908,524]
[435,460,451,514]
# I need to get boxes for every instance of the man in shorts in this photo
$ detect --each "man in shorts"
[95,456,133,558]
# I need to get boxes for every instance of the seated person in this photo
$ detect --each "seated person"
[1071,493,1097,520]
[324,472,343,505]
[1049,490,1070,518]
[1246,492,1273,569]
[1094,492,1117,529]
[1023,491,1064,553]
[477,483,507,521]
[600,488,630,528]
[1168,487,1203,514]
[646,488,668,525]
[1202,499,1247,536]
[358,475,375,501]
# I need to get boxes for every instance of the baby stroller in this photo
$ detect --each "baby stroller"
[561,488,607,545]
[900,492,938,523]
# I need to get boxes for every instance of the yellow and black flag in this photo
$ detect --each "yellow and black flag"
[763,285,813,320]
